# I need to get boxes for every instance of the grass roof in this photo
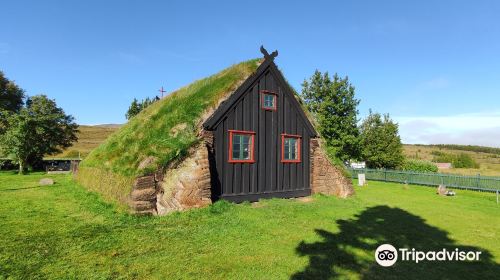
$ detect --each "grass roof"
[81,59,260,177]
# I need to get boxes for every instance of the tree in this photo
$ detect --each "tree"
[126,98,141,119]
[301,70,360,161]
[125,96,161,120]
[359,111,404,169]
[0,71,25,135]
[0,95,78,174]
[0,71,25,113]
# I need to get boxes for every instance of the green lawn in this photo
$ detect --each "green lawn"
[0,172,499,279]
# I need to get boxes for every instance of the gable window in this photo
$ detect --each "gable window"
[281,134,301,163]
[228,130,255,163]
[260,90,277,111]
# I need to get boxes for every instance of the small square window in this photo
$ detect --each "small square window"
[281,134,301,163]
[261,91,277,111]
[229,130,255,163]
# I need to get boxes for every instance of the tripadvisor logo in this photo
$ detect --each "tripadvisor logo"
[375,244,398,267]
[375,244,482,267]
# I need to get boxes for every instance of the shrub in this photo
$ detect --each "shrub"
[432,152,455,163]
[430,150,444,156]
[453,153,480,168]
[401,159,438,173]
[432,152,479,169]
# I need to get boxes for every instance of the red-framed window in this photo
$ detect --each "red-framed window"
[281,134,301,163]
[260,90,277,111]
[228,130,256,163]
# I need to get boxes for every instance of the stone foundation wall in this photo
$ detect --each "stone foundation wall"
[155,131,213,215]
[128,132,214,215]
[129,172,161,215]
[310,138,354,198]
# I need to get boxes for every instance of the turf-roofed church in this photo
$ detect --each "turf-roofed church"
[76,47,353,215]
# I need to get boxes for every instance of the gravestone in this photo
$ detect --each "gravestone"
[39,178,54,186]
[358,174,366,186]
[437,184,446,195]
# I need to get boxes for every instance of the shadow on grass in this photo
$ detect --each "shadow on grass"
[0,185,49,192]
[292,206,500,279]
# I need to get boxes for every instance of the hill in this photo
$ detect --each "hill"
[404,144,500,177]
[47,125,121,159]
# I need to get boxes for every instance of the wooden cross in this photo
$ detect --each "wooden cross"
[158,86,166,98]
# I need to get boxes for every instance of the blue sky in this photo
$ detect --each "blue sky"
[1,0,499,146]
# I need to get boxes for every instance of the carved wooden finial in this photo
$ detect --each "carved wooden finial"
[260,45,278,61]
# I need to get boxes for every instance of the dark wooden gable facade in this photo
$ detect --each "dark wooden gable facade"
[204,47,317,202]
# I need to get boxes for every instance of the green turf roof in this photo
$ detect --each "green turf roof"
[81,59,261,177]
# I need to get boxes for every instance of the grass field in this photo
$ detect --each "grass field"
[404,144,500,177]
[47,125,120,159]
[0,173,498,279]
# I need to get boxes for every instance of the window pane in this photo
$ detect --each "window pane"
[243,136,250,145]
[233,150,240,159]
[284,139,290,159]
[242,135,250,159]
[232,134,252,160]
[290,139,297,160]
[284,137,299,161]
[232,135,241,159]
[264,94,274,108]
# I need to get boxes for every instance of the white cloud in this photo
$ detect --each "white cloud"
[395,111,500,147]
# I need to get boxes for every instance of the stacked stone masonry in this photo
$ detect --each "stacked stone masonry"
[310,138,354,198]
[130,175,158,215]
[155,131,213,215]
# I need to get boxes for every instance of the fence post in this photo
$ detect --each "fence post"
[384,169,387,182]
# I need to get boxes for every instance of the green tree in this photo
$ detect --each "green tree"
[125,96,161,120]
[301,70,360,161]
[125,98,141,119]
[0,71,25,135]
[0,71,25,113]
[0,95,78,174]
[359,111,404,169]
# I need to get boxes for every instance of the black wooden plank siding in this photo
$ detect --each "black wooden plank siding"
[209,62,315,202]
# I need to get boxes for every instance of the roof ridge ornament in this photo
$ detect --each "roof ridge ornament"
[260,45,278,61]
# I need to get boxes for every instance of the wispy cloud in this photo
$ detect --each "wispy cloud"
[395,111,500,147]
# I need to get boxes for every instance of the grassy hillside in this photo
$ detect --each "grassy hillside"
[47,125,120,159]
[404,144,500,177]
[81,59,260,178]
[1,172,498,279]
[73,59,260,206]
